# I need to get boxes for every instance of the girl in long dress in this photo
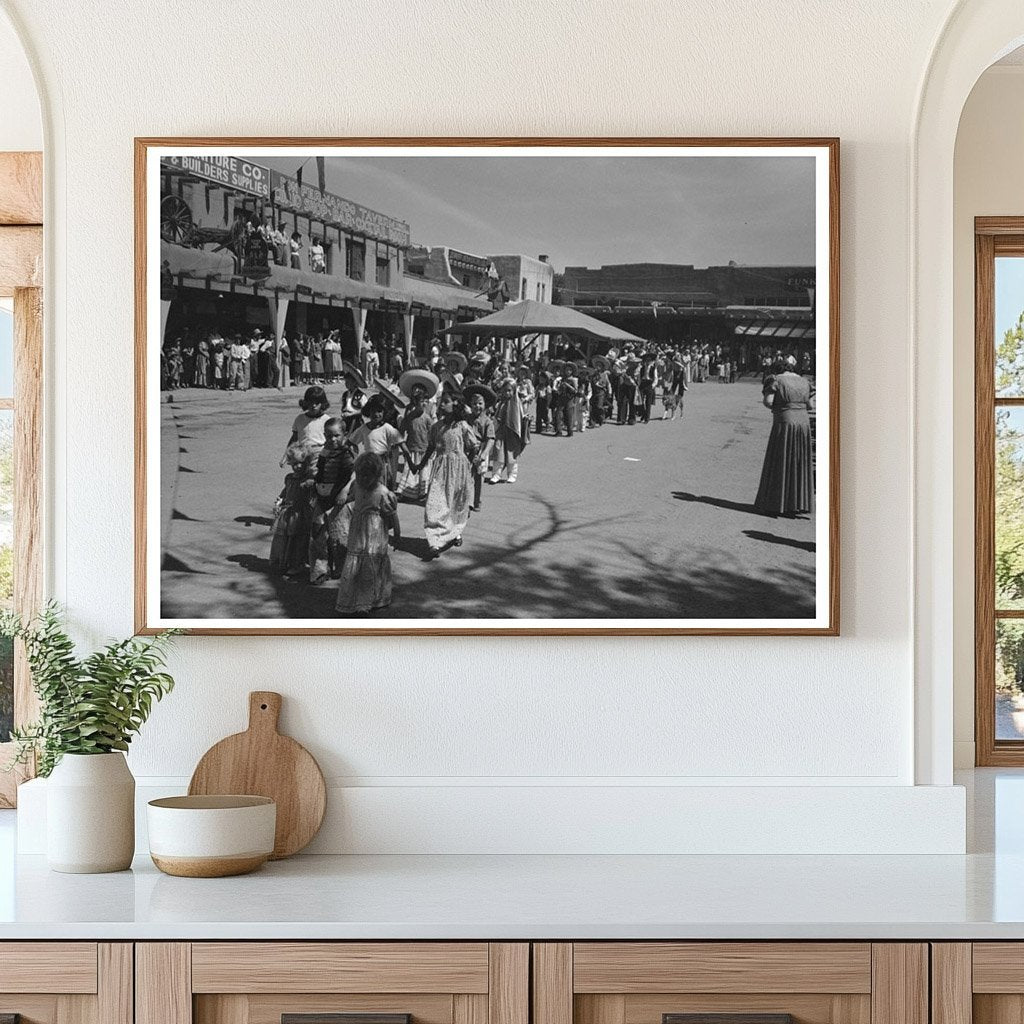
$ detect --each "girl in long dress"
[416,392,479,555]
[754,357,815,516]
[335,453,396,614]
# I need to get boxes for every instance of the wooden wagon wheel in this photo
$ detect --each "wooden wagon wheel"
[160,194,193,245]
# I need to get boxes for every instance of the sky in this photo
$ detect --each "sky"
[996,256,1024,341]
[260,153,816,272]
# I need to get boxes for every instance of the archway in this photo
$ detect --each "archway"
[914,1,1024,785]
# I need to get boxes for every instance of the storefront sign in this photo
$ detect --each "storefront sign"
[163,156,271,198]
[270,171,410,248]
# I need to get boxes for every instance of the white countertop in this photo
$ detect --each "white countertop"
[1,769,1021,941]
[0,849,1021,940]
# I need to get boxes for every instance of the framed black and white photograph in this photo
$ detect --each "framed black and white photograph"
[135,137,839,635]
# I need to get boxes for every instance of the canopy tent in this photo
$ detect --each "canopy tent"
[445,299,646,349]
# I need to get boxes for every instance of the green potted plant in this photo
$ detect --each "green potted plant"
[2,603,179,873]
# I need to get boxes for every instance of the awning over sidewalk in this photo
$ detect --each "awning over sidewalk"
[734,321,816,340]
[161,242,492,316]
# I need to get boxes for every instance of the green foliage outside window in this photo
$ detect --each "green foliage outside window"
[996,312,1024,694]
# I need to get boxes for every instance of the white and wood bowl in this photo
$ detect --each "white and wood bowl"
[147,795,276,877]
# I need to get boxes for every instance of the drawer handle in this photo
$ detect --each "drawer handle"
[664,1016,794,1024]
[283,1016,411,1024]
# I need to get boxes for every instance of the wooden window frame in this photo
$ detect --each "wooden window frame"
[0,151,44,806]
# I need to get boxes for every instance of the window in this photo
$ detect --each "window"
[976,218,1024,764]
[376,256,390,287]
[345,237,365,281]
[0,152,44,807]
[0,308,12,745]
[521,277,527,300]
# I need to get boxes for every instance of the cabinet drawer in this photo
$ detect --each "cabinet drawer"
[533,943,926,1024]
[140,943,528,1024]
[572,944,872,994]
[0,943,130,1024]
[191,943,491,994]
[0,942,98,994]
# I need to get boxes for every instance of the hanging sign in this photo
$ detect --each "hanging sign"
[162,156,271,198]
[270,171,410,248]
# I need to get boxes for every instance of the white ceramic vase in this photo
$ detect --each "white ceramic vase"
[46,752,135,873]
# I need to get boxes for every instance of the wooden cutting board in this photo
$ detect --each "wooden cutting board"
[188,691,326,859]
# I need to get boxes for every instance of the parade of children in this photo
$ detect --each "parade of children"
[227,328,816,617]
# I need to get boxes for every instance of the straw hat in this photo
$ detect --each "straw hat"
[463,383,497,407]
[398,368,440,399]
[376,380,410,409]
[590,355,611,371]
[442,350,469,374]
[340,360,366,388]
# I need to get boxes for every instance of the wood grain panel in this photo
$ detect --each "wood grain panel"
[0,153,42,225]
[14,285,43,724]
[974,995,1024,1024]
[0,995,59,1024]
[870,945,927,1024]
[453,995,487,1024]
[56,993,95,1024]
[192,944,489,994]
[977,218,1024,236]
[0,944,97,993]
[240,994,454,1024]
[976,229,999,766]
[931,945,971,1024]
[972,944,1024,992]
[0,226,42,295]
[622,993,870,1024]
[573,944,871,994]
[534,944,572,1024]
[488,944,528,1024]
[98,945,132,1024]
[136,943,192,1024]
[576,996,625,1024]
[195,995,247,1024]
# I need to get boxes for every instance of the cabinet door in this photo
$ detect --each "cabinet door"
[137,943,528,1024]
[944,943,1024,1024]
[533,944,927,1024]
[0,943,131,1024]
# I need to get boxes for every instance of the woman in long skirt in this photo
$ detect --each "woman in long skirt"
[754,358,814,516]
[416,391,479,554]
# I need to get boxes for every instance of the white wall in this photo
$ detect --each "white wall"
[952,66,1024,767]
[0,8,40,152]
[0,0,977,852]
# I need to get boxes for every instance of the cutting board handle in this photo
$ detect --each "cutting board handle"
[248,691,282,734]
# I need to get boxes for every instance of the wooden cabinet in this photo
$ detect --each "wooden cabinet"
[0,943,132,1024]
[0,937,950,1024]
[136,944,528,1024]
[932,943,1024,1024]
[532,944,928,1024]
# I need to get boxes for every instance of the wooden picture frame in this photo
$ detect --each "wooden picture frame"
[135,137,839,636]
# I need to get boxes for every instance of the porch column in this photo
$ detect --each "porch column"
[160,298,172,347]
[349,304,367,363]
[267,295,289,386]
[400,312,415,363]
